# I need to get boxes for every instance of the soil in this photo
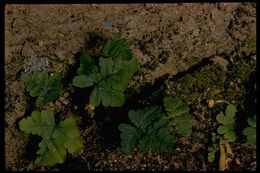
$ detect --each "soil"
[5,3,256,171]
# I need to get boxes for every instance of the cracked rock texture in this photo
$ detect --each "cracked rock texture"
[5,3,256,170]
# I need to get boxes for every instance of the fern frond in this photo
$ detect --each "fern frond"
[216,104,237,142]
[242,115,256,147]
[73,33,139,107]
[163,96,193,136]
[21,71,62,107]
[19,110,83,166]
[118,106,176,154]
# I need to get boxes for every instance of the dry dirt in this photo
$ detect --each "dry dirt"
[5,3,256,171]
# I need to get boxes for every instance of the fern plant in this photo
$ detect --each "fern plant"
[19,109,83,166]
[208,146,218,163]
[163,96,193,136]
[73,33,139,107]
[242,115,256,148]
[21,71,62,107]
[207,133,221,163]
[216,104,237,142]
[118,106,176,154]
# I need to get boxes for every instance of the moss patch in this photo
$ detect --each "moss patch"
[166,63,227,105]
[165,52,256,107]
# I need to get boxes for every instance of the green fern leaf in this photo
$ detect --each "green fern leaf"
[223,130,236,142]
[36,137,66,166]
[216,104,237,142]
[247,115,256,128]
[73,54,102,88]
[163,97,181,112]
[73,34,139,107]
[208,147,218,163]
[118,124,142,154]
[19,110,55,136]
[163,96,190,117]
[243,115,256,147]
[225,104,237,118]
[137,135,151,152]
[54,116,83,153]
[154,126,176,152]
[19,110,83,166]
[77,54,98,75]
[89,81,125,107]
[147,119,168,135]
[163,96,193,136]
[90,56,138,107]
[173,114,193,136]
[217,126,228,134]
[138,120,176,153]
[21,71,62,107]
[128,106,162,132]
[118,106,176,154]
[101,33,133,61]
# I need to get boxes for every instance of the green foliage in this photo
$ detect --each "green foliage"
[19,109,83,166]
[208,146,218,163]
[73,33,139,107]
[242,115,256,148]
[101,33,133,61]
[21,71,62,107]
[216,104,237,142]
[207,133,220,163]
[163,96,193,136]
[118,106,176,154]
[212,133,221,143]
